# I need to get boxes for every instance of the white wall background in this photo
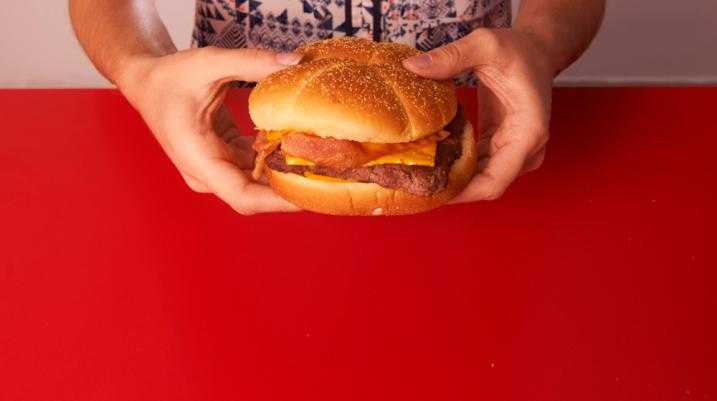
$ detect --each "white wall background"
[0,0,715,88]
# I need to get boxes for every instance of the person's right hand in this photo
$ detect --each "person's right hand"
[117,46,302,215]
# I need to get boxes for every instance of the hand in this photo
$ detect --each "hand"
[117,47,303,214]
[403,28,554,201]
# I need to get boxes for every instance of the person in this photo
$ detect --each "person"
[69,0,604,214]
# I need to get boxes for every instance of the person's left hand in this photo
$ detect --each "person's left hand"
[403,28,555,201]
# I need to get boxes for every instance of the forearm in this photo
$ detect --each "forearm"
[68,0,176,85]
[514,0,605,76]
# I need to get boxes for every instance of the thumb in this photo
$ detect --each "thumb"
[402,31,490,80]
[203,157,300,214]
[200,47,302,83]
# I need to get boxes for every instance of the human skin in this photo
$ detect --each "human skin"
[70,0,604,212]
[69,0,301,214]
[404,0,606,202]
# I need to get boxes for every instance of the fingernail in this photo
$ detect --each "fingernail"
[275,52,302,66]
[404,54,432,69]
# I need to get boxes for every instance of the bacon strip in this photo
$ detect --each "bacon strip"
[280,132,372,169]
[254,129,453,174]
[251,131,281,180]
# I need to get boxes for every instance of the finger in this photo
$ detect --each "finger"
[402,29,495,79]
[213,104,238,138]
[450,138,533,203]
[477,83,505,138]
[213,106,257,170]
[225,134,256,170]
[203,158,300,214]
[520,148,545,175]
[180,171,211,193]
[199,47,302,83]
[241,169,269,184]
[476,133,492,160]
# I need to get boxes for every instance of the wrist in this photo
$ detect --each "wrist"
[113,54,161,104]
[513,25,565,78]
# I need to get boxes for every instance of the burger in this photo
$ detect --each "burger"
[249,37,476,215]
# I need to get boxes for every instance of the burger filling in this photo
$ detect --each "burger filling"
[252,110,466,196]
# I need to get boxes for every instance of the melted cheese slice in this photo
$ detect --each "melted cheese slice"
[262,130,449,168]
[285,154,315,166]
[361,140,438,167]
[302,172,352,183]
[264,130,288,141]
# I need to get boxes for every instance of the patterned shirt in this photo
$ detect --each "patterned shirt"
[192,0,511,85]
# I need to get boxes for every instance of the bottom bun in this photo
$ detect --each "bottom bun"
[266,120,476,216]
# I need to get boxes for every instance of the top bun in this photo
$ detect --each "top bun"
[248,38,457,143]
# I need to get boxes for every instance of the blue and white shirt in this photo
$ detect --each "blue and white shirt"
[192,0,511,85]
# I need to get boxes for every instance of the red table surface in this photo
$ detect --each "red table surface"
[0,87,715,401]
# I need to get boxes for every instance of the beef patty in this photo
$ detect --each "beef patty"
[265,109,466,196]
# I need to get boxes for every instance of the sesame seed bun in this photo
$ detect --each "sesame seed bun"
[248,37,457,143]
